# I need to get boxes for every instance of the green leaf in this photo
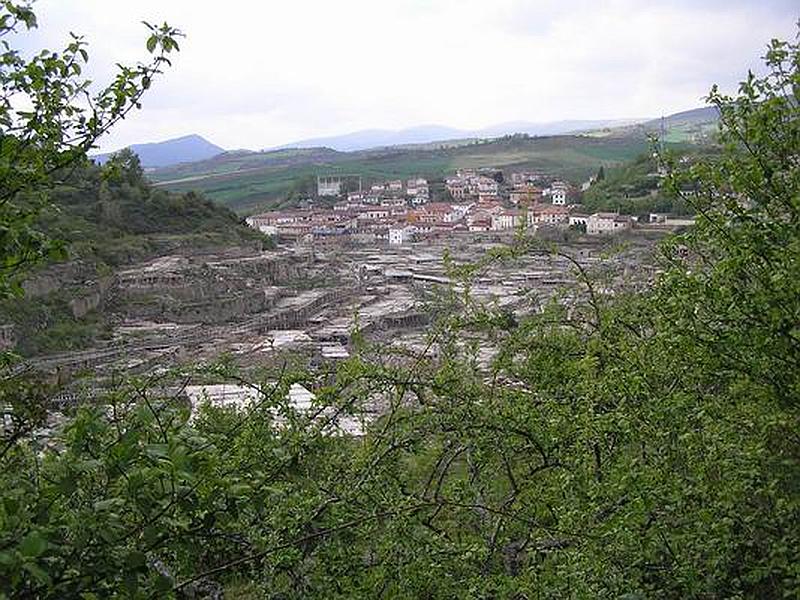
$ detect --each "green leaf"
[230,483,252,498]
[19,531,47,558]
[155,574,173,592]
[145,443,169,460]
[125,550,146,570]
[93,498,121,511]
[22,561,51,585]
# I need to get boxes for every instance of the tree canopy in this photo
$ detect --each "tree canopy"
[0,0,182,298]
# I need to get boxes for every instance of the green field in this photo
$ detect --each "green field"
[149,133,686,214]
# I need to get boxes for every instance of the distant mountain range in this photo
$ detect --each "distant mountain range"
[93,106,720,169]
[271,119,646,152]
[92,134,225,168]
[145,105,721,212]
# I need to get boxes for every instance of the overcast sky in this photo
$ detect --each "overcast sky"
[15,0,798,152]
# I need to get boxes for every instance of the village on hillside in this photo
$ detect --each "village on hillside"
[245,168,694,245]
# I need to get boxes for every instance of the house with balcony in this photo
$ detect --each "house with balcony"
[492,209,523,231]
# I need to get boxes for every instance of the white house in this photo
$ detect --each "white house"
[416,202,460,224]
[317,177,342,197]
[406,178,428,197]
[468,217,492,232]
[246,211,309,233]
[389,225,416,245]
[492,209,523,231]
[447,183,468,200]
[363,208,390,220]
[381,197,407,208]
[528,204,569,227]
[450,203,472,220]
[587,212,633,235]
[649,213,696,228]
[411,193,429,206]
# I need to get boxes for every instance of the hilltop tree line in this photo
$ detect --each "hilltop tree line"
[40,149,268,267]
[1,3,798,598]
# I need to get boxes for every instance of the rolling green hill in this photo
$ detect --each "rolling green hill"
[150,133,682,214]
[147,100,723,215]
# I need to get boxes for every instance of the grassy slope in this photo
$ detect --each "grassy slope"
[150,133,671,214]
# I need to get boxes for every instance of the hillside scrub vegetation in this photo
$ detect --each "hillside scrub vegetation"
[0,3,799,598]
[581,152,706,217]
[0,5,267,358]
[0,148,271,357]
[38,149,269,267]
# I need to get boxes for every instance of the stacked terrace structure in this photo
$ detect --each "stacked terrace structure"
[114,252,303,324]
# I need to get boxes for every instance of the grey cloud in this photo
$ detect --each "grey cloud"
[12,0,796,151]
